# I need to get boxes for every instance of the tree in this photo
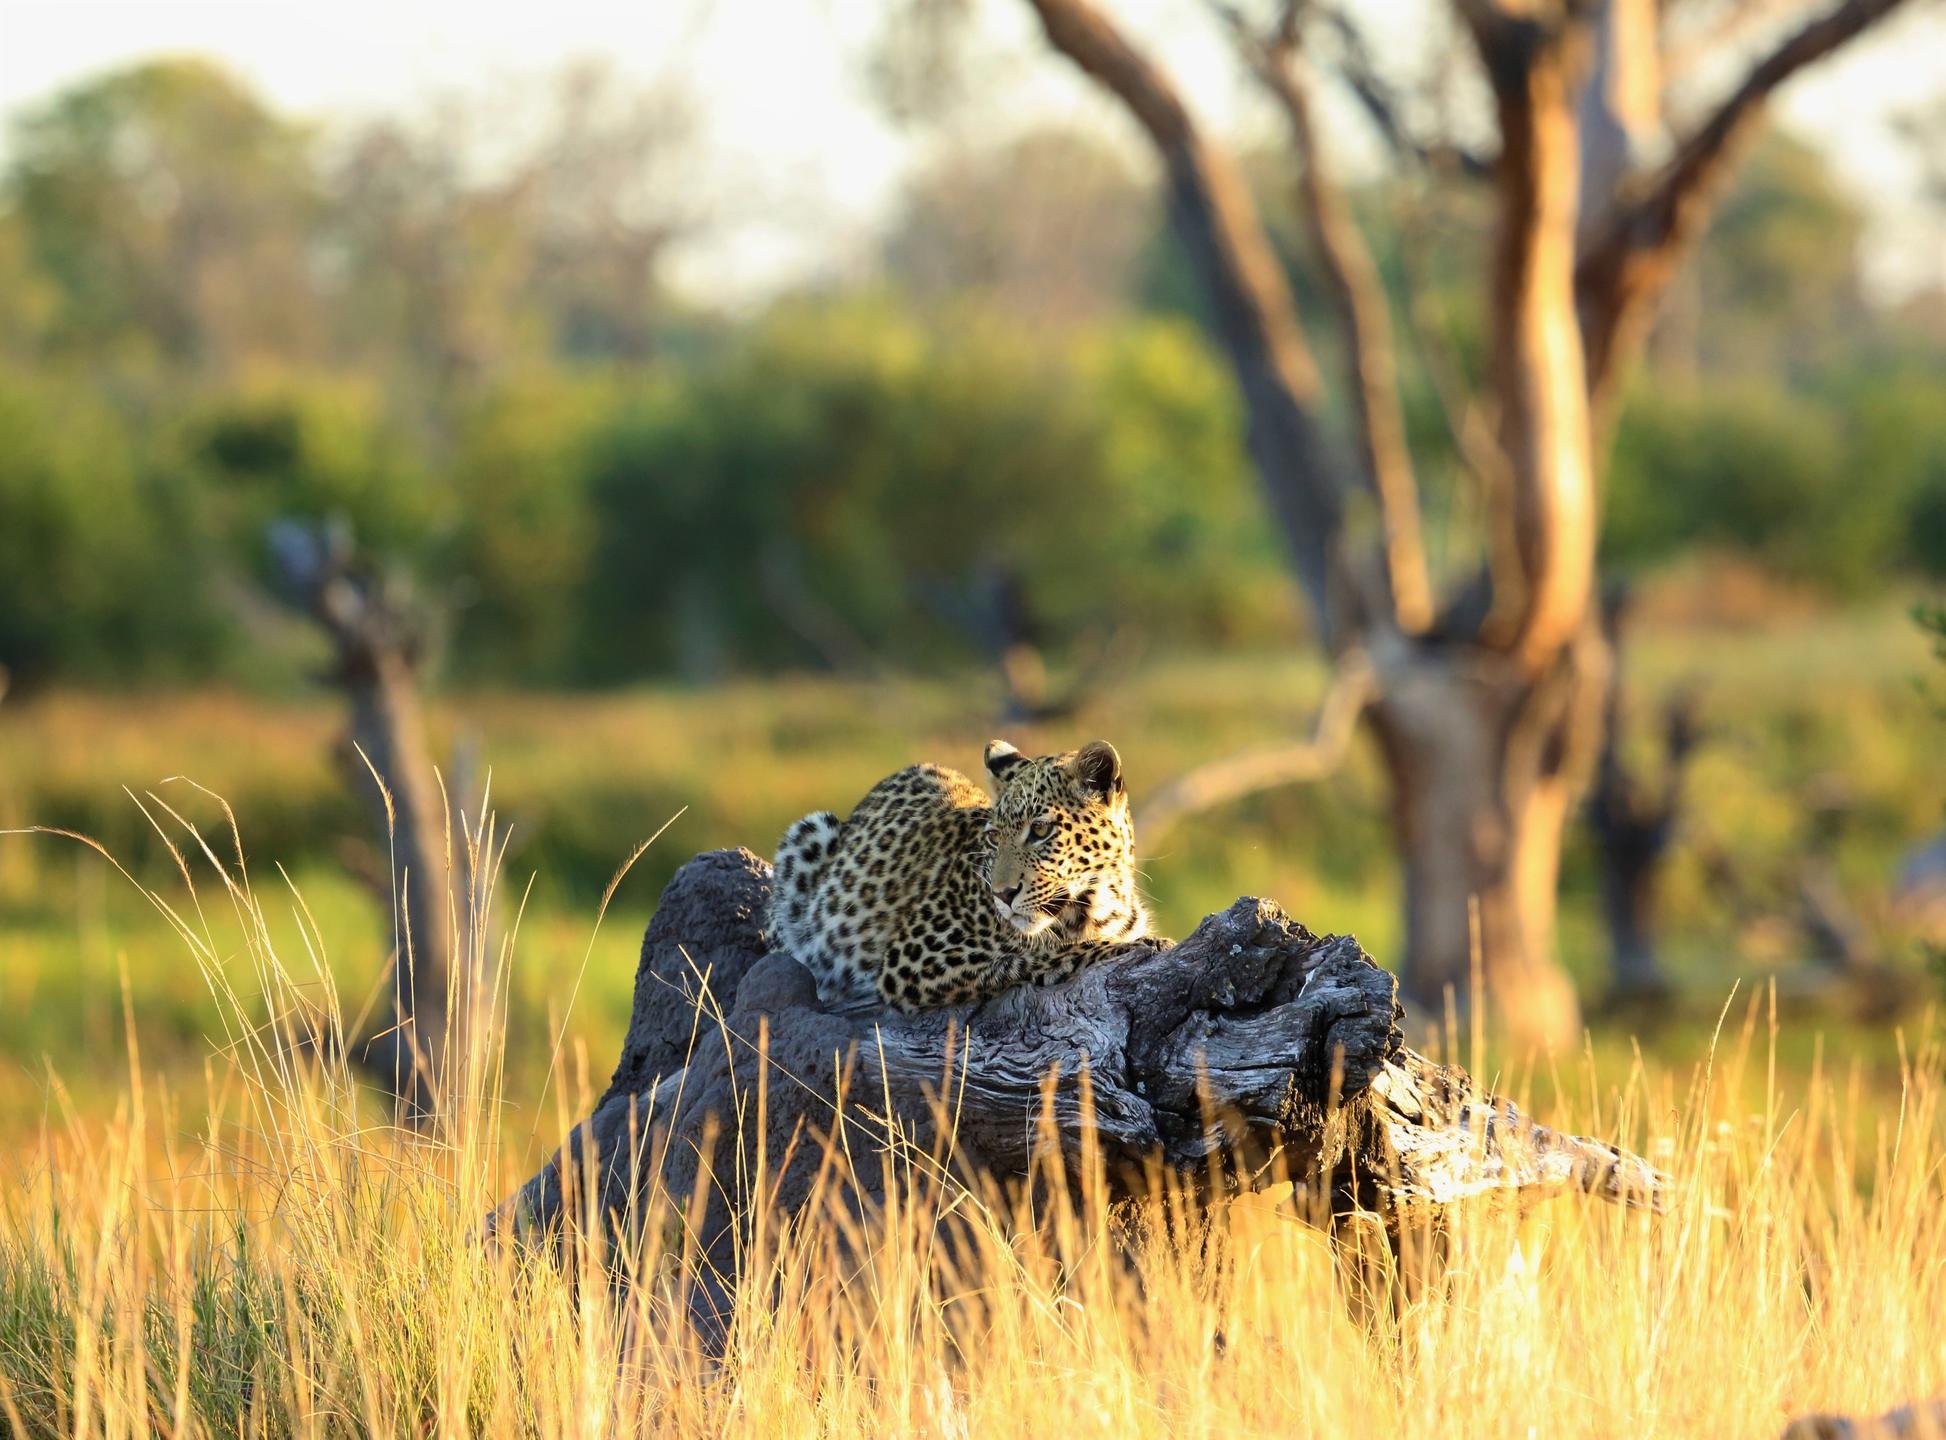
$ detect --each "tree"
[1003,0,1913,1046]
[325,61,696,394]
[884,126,1154,325]
[1683,132,1869,377]
[4,59,321,378]
[0,368,228,686]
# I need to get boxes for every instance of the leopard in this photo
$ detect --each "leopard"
[768,738,1153,1010]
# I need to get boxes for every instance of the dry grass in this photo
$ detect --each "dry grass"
[3,794,1945,1439]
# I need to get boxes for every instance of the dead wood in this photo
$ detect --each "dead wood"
[492,848,1666,1320]
[1217,1,1433,633]
[268,518,467,1118]
[1782,1397,1946,1440]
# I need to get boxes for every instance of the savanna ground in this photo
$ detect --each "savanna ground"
[1,584,1942,1436]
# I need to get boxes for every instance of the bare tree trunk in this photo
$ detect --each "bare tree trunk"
[341,649,459,1118]
[1369,637,1605,1040]
[1575,0,1661,246]
[269,521,462,1119]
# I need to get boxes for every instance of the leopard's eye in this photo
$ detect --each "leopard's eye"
[1026,817,1056,844]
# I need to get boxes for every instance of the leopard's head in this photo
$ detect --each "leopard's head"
[981,738,1136,937]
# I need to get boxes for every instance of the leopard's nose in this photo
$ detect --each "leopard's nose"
[995,883,1022,907]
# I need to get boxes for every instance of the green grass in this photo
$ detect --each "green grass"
[0,595,1939,1142]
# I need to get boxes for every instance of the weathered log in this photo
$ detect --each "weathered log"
[1782,1397,1946,1440]
[493,849,1665,1304]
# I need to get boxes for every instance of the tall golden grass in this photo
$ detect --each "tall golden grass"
[2,793,1943,1439]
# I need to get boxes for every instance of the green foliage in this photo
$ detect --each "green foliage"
[0,369,227,683]
[5,58,319,375]
[1692,134,1868,378]
[578,301,1287,678]
[446,378,605,678]
[0,59,1943,689]
[1603,380,1914,590]
[181,380,445,562]
[1069,319,1288,637]
[1830,369,1946,578]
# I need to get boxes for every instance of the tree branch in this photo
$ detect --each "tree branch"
[1577,0,1916,416]
[1315,5,1493,179]
[1135,650,1375,844]
[1218,3,1435,634]
[1460,2,1600,672]
[1022,0,1363,645]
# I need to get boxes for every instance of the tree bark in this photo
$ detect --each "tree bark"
[492,849,1664,1332]
[1239,30,1432,633]
[339,651,461,1118]
[1575,0,1661,247]
[268,521,463,1118]
[1463,2,1599,671]
[1369,633,1607,1041]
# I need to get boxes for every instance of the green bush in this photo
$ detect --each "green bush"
[179,379,444,569]
[0,369,228,683]
[445,378,606,680]
[1830,369,1946,579]
[576,300,1289,679]
[1604,380,1902,591]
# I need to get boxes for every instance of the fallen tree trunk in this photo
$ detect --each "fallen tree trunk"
[1782,1397,1946,1440]
[493,849,1664,1307]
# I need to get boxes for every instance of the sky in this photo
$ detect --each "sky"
[1,0,1941,303]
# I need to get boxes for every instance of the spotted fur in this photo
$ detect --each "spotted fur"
[768,739,1152,1009]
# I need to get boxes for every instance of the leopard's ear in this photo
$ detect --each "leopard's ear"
[984,739,1027,780]
[1068,739,1124,800]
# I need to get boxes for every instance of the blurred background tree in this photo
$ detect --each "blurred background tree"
[7,59,323,380]
[3,50,1936,696]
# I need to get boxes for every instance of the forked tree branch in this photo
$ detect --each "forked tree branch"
[1217,2,1435,634]
[1577,0,1916,417]
[1459,0,1600,673]
[1135,651,1376,844]
[1023,0,1366,645]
